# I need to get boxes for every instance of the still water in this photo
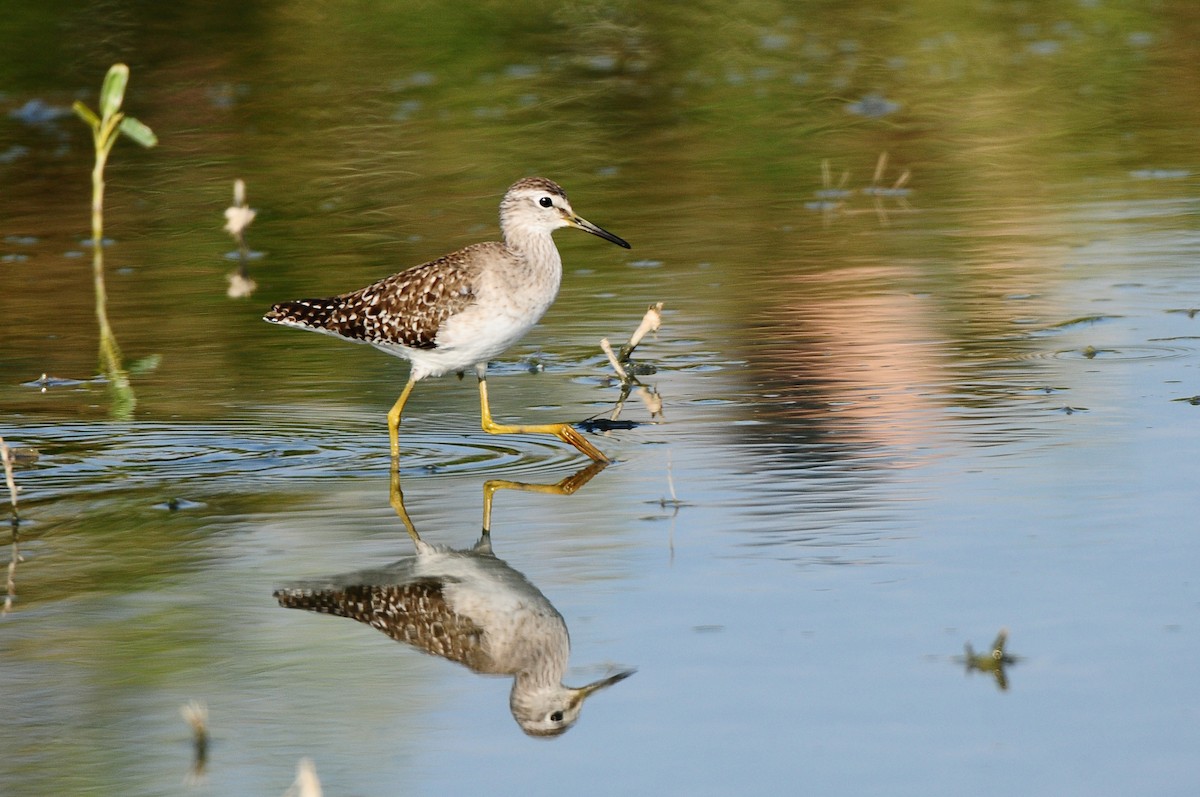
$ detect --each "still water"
[2,2,1198,795]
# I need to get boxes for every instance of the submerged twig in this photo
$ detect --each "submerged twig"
[0,437,22,617]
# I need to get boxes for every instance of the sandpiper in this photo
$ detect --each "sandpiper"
[264,177,630,462]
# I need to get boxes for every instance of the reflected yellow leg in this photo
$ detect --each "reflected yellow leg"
[386,376,418,459]
[477,376,610,464]
[388,467,422,544]
[482,460,607,533]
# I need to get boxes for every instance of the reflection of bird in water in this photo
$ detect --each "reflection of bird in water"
[263,177,630,463]
[275,465,634,736]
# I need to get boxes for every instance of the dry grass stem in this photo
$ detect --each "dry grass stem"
[283,758,323,797]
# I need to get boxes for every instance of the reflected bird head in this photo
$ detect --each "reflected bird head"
[511,669,636,737]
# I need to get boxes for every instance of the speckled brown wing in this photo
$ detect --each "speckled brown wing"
[264,246,490,349]
[275,581,496,673]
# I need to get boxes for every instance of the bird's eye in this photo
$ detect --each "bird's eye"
[538,196,554,208]
[550,710,564,723]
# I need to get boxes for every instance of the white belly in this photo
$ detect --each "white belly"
[377,302,548,380]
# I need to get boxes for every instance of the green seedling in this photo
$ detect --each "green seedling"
[72,64,157,415]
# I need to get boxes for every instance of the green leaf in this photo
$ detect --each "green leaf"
[119,116,158,148]
[127,354,163,375]
[72,100,100,130]
[100,63,130,118]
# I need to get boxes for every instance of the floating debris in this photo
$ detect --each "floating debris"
[22,373,87,390]
[0,145,30,164]
[1026,39,1062,56]
[958,628,1021,690]
[1031,315,1122,337]
[154,498,207,512]
[578,418,639,432]
[8,98,72,125]
[845,92,900,118]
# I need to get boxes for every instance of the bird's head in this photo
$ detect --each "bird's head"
[510,669,636,737]
[500,177,631,249]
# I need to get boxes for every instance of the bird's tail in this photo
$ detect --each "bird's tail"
[262,298,343,331]
[274,586,374,623]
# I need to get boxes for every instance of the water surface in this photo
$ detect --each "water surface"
[2,2,1198,795]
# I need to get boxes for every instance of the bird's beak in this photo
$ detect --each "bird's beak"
[573,669,636,705]
[569,213,632,249]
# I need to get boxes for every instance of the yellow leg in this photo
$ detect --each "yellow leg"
[478,376,610,463]
[388,467,422,544]
[387,377,418,460]
[482,460,607,532]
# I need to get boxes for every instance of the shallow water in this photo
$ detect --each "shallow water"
[2,2,1199,795]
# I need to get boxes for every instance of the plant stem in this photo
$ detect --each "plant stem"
[91,132,124,379]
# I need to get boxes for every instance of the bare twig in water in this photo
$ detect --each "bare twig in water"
[224,178,258,298]
[622,302,663,362]
[283,758,323,797]
[600,338,628,382]
[0,437,18,516]
[180,700,209,783]
[602,303,665,422]
[1,436,23,617]
[649,452,691,565]
[659,452,686,510]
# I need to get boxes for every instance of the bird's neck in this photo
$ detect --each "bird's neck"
[504,231,564,303]
[503,228,563,277]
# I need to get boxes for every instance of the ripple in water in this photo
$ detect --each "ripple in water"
[1011,343,1197,362]
[3,416,620,505]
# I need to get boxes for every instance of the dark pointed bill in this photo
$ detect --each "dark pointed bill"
[576,668,637,702]
[572,215,632,249]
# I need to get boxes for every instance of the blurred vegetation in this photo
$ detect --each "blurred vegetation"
[0,0,1196,408]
